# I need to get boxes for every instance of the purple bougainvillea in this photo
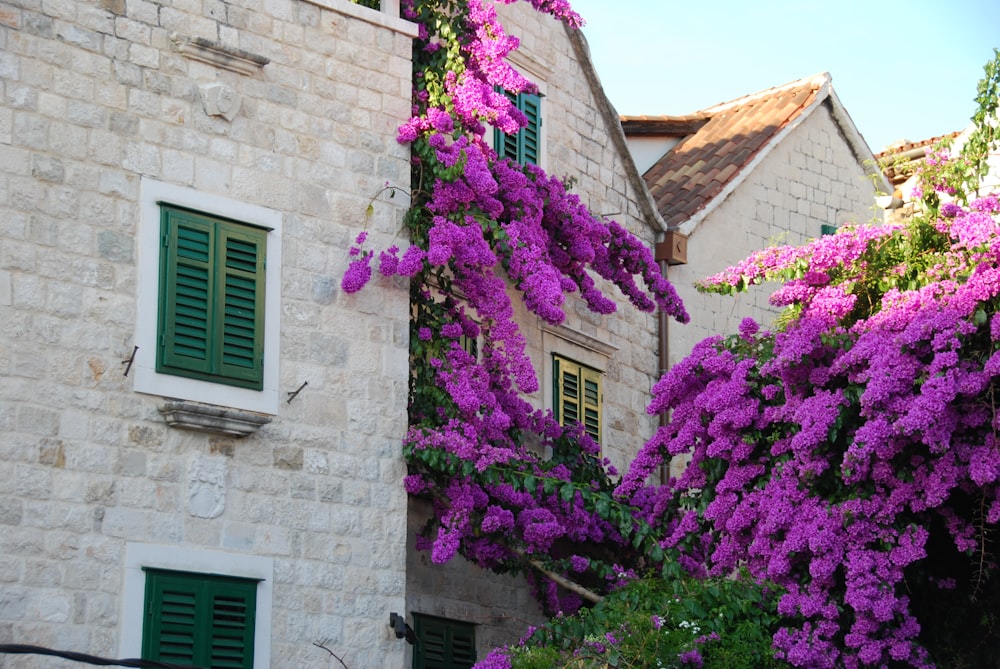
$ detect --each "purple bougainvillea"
[342,0,1000,666]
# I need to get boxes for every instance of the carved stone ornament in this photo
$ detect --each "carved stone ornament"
[201,83,241,122]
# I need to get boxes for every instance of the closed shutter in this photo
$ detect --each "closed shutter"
[158,206,266,389]
[519,92,540,165]
[143,569,257,669]
[554,355,602,444]
[581,365,602,443]
[494,90,542,165]
[412,614,476,669]
[210,583,256,668]
[160,210,215,377]
[218,226,265,386]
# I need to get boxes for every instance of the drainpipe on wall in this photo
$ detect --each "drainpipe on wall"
[655,231,687,483]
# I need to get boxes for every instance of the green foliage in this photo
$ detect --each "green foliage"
[507,570,787,668]
[960,47,1000,197]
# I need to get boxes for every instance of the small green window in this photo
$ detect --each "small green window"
[157,205,267,390]
[412,614,476,669]
[142,569,258,669]
[821,224,838,236]
[459,333,478,360]
[553,354,602,444]
[494,90,541,165]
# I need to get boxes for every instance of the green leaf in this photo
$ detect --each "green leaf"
[523,475,536,493]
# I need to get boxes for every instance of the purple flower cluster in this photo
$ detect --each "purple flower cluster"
[343,0,694,621]
[618,195,1000,667]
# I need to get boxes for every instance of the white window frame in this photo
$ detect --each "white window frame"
[134,178,282,414]
[119,542,274,669]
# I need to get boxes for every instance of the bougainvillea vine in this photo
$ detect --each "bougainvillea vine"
[341,1,1000,666]
[341,0,688,620]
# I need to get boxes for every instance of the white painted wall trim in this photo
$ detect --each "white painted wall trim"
[134,178,283,415]
[119,542,275,668]
[301,0,419,37]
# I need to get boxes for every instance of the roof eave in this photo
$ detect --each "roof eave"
[676,74,833,235]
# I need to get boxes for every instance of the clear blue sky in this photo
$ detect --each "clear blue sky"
[566,0,999,153]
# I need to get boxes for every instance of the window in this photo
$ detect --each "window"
[494,90,541,165]
[157,206,266,390]
[553,354,602,444]
[459,333,478,360]
[142,569,259,669]
[412,614,476,669]
[119,542,273,669]
[821,224,838,236]
[135,179,282,414]
[351,0,380,8]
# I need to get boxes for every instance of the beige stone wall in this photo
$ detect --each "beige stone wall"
[666,103,882,370]
[0,0,415,666]
[403,2,664,661]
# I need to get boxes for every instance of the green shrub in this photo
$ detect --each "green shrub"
[507,568,787,668]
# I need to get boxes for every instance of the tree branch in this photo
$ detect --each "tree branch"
[511,547,604,604]
[312,641,350,669]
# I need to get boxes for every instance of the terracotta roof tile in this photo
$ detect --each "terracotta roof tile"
[626,75,829,228]
[874,132,961,186]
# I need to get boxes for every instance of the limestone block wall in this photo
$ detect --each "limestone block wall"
[667,104,882,369]
[403,3,664,660]
[0,0,416,666]
[493,1,662,473]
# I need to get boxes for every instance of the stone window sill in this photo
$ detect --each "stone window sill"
[159,400,272,438]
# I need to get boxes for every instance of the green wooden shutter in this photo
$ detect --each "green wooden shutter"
[412,615,476,669]
[209,583,256,668]
[494,90,541,165]
[160,209,215,377]
[821,224,838,236]
[580,365,602,443]
[143,569,257,669]
[459,334,478,360]
[158,206,266,389]
[554,355,602,444]
[519,92,540,165]
[217,225,266,387]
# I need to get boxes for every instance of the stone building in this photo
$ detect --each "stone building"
[623,73,890,371]
[0,0,416,666]
[0,0,675,667]
[401,4,676,666]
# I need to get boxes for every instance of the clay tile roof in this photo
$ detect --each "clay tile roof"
[620,114,711,136]
[874,132,961,187]
[631,74,830,228]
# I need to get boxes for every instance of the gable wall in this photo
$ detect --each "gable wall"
[0,0,414,666]
[404,2,664,659]
[666,103,880,371]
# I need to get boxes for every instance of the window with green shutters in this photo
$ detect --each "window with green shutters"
[494,90,541,165]
[412,614,476,669]
[553,354,602,444]
[157,206,267,390]
[142,569,258,669]
[821,224,838,236]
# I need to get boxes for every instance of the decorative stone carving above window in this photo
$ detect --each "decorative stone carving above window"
[170,34,270,76]
[159,400,272,438]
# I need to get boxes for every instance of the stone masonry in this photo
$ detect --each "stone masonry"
[404,3,667,661]
[0,0,417,666]
[666,104,883,369]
